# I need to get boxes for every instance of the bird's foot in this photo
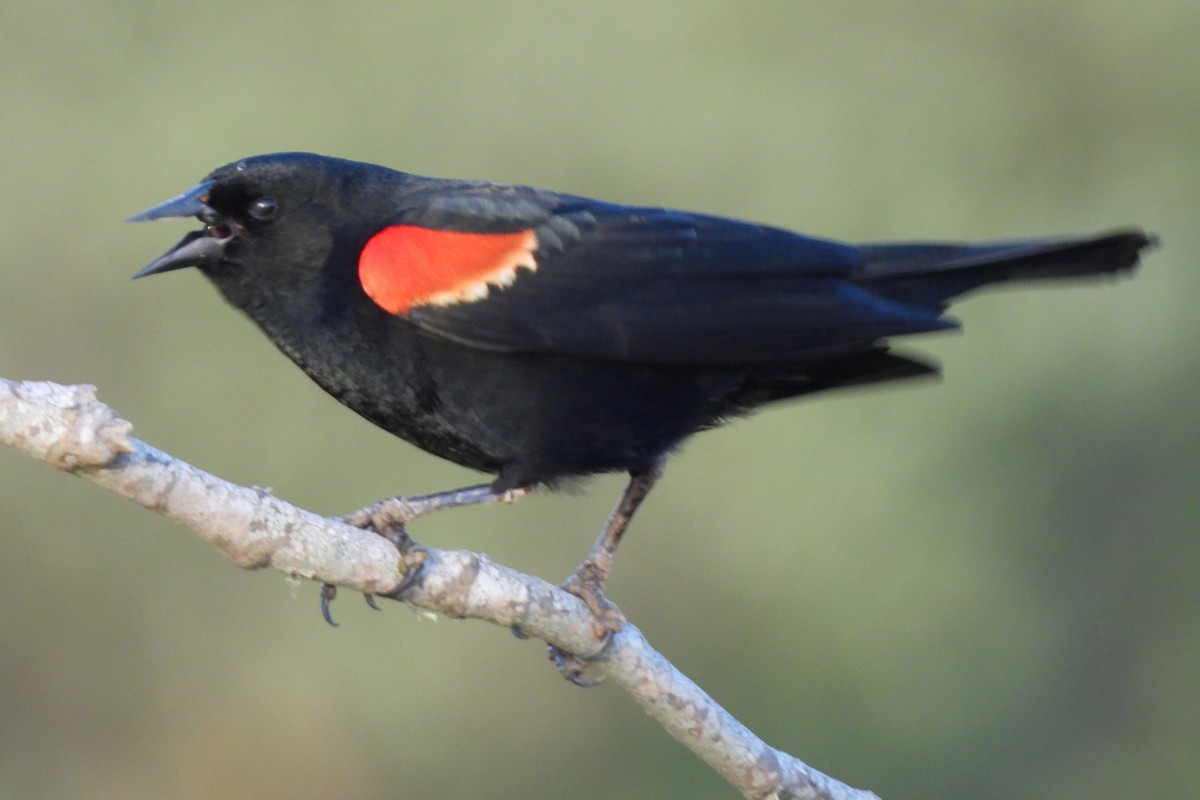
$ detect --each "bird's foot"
[549,557,625,686]
[324,485,528,625]
[561,557,626,636]
[320,494,442,626]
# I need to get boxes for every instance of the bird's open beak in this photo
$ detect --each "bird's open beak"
[128,180,230,278]
[127,180,216,223]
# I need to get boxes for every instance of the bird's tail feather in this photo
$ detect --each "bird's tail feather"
[857,228,1153,306]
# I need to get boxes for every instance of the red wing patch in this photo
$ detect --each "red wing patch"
[358,225,539,315]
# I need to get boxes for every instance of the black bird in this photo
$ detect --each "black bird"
[131,152,1151,636]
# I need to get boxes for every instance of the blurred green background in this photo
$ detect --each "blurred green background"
[2,2,1196,798]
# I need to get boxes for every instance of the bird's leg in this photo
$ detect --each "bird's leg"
[321,484,528,624]
[550,458,665,684]
[562,457,666,636]
[345,484,529,535]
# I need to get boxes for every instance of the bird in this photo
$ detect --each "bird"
[130,151,1152,643]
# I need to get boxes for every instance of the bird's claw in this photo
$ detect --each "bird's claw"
[549,625,615,687]
[320,584,391,625]
[317,510,422,625]
[380,552,426,600]
[561,561,627,639]
[320,583,339,627]
[547,567,624,685]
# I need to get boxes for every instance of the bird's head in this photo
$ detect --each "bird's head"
[129,152,404,312]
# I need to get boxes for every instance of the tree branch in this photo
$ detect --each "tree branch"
[1,378,879,800]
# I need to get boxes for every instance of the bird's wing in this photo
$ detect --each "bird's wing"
[358,187,951,365]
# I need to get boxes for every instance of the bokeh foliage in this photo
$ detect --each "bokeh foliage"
[1,2,1196,798]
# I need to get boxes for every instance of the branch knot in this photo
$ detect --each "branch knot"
[1,380,134,469]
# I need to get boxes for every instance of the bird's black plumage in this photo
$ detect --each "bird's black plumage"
[130,152,1151,628]
[131,152,1148,490]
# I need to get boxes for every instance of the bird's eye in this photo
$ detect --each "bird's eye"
[248,197,279,220]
